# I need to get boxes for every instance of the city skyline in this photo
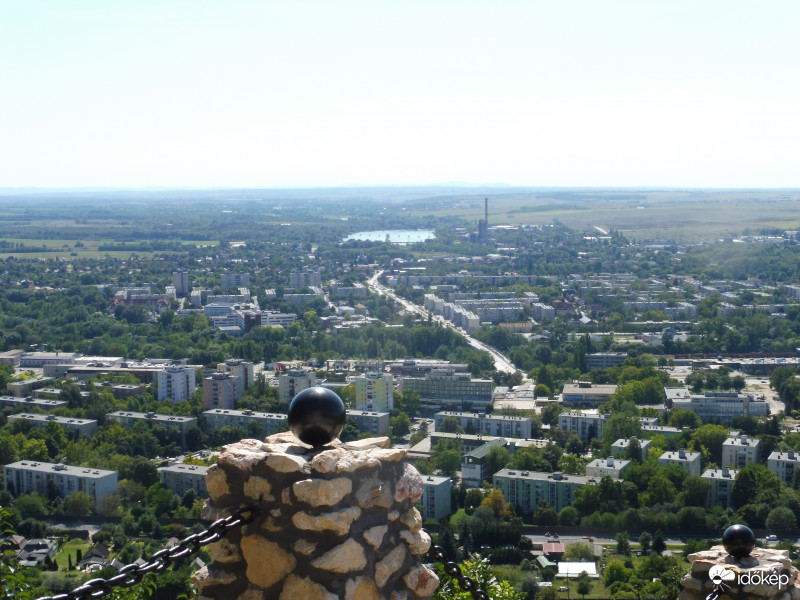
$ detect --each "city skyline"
[2,1,799,189]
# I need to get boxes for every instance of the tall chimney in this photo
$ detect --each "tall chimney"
[485,197,488,229]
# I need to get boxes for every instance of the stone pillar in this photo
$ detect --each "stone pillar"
[679,545,800,600]
[192,433,439,600]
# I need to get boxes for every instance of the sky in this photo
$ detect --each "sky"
[1,1,798,189]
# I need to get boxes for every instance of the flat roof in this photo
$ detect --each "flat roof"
[4,461,115,478]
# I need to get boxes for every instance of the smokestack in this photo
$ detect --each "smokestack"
[485,197,488,228]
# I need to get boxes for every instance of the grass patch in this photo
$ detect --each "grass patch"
[450,508,467,527]
[54,538,93,571]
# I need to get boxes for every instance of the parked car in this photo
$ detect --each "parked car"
[766,534,779,541]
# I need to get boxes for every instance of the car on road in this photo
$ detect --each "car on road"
[766,534,779,541]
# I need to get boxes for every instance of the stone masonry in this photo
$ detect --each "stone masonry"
[192,432,439,600]
[679,545,800,600]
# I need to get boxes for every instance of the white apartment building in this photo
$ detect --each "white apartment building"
[4,461,117,505]
[159,463,209,498]
[557,411,609,443]
[278,369,317,404]
[721,434,760,469]
[107,411,197,446]
[702,467,738,509]
[611,437,651,457]
[217,359,254,390]
[668,390,768,423]
[221,273,251,290]
[586,457,631,479]
[355,372,395,412]
[493,470,596,514]
[768,451,800,485]
[399,370,493,411]
[262,312,298,327]
[0,396,67,411]
[172,271,191,296]
[434,411,532,439]
[659,449,702,477]
[203,408,287,438]
[346,409,390,437]
[421,475,452,521]
[157,365,197,403]
[7,413,97,438]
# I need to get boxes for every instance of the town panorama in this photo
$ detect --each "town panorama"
[4,186,800,600]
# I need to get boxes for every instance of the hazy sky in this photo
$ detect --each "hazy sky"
[1,1,798,189]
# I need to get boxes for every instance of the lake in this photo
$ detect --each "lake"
[342,229,436,244]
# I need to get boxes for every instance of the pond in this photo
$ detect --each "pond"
[342,229,436,244]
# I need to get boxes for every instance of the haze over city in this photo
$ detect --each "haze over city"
[2,0,799,190]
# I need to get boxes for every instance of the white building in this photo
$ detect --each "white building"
[355,372,395,412]
[586,456,630,479]
[217,359,254,390]
[721,434,761,469]
[659,449,702,477]
[768,451,800,485]
[557,411,609,443]
[278,369,317,404]
[221,273,251,290]
[668,390,768,423]
[203,372,241,410]
[157,365,197,403]
[346,409,390,437]
[421,475,452,521]
[7,413,97,438]
[4,461,117,505]
[159,463,208,498]
[611,437,651,458]
[701,467,738,509]
[203,408,287,438]
[434,411,532,439]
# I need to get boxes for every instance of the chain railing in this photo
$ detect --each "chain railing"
[36,506,258,600]
[425,530,491,600]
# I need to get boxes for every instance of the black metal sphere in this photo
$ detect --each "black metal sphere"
[288,386,346,447]
[723,524,755,559]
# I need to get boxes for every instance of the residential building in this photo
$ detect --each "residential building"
[7,413,97,438]
[429,432,505,454]
[262,312,298,327]
[217,359,255,390]
[290,268,322,288]
[610,437,651,458]
[203,372,241,410]
[659,449,702,477]
[585,456,631,479]
[399,370,493,411]
[7,376,55,397]
[462,438,508,486]
[221,273,251,290]
[434,411,532,439]
[560,382,618,408]
[768,451,800,485]
[107,411,197,446]
[722,434,761,469]
[157,365,197,403]
[172,271,191,296]
[19,352,78,368]
[387,358,469,377]
[557,411,609,443]
[278,369,318,404]
[421,475,452,521]
[159,463,209,498]
[4,461,117,504]
[702,467,738,509]
[203,408,287,438]
[641,424,682,437]
[586,353,628,370]
[493,469,597,514]
[346,409,390,437]
[0,396,66,411]
[668,391,768,423]
[355,372,395,412]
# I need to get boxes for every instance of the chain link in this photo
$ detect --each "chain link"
[427,534,492,600]
[36,506,258,600]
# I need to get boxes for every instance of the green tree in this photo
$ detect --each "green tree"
[439,416,464,434]
[434,449,462,476]
[766,506,797,531]
[732,464,782,509]
[615,531,630,555]
[638,531,652,554]
[652,530,666,555]
[603,560,630,586]
[577,571,592,599]
[691,424,728,465]
[64,491,94,517]
[390,412,411,438]
[563,542,594,562]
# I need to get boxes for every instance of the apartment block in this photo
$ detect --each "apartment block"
[768,451,800,485]
[421,475,452,521]
[702,467,738,509]
[107,411,197,446]
[217,359,255,390]
[0,396,67,411]
[7,376,55,397]
[203,372,241,410]
[462,438,508,486]
[158,463,209,498]
[586,456,631,479]
[668,391,768,423]
[278,369,317,404]
[400,370,493,411]
[493,469,596,514]
[721,434,761,469]
[221,273,251,291]
[7,413,97,438]
[172,271,191,296]
[157,365,197,403]
[557,411,609,443]
[434,411,532,439]
[611,437,651,458]
[4,461,117,504]
[659,449,702,477]
[203,408,287,438]
[346,409,390,437]
[585,353,628,370]
[355,372,395,412]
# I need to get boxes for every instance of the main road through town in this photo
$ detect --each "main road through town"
[366,272,518,375]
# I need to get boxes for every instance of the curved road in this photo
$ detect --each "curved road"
[367,271,518,375]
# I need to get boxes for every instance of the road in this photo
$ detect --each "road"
[366,272,518,375]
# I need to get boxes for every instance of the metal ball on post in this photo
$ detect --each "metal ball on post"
[287,386,346,447]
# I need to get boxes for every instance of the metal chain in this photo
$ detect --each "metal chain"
[426,535,491,600]
[36,506,258,600]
